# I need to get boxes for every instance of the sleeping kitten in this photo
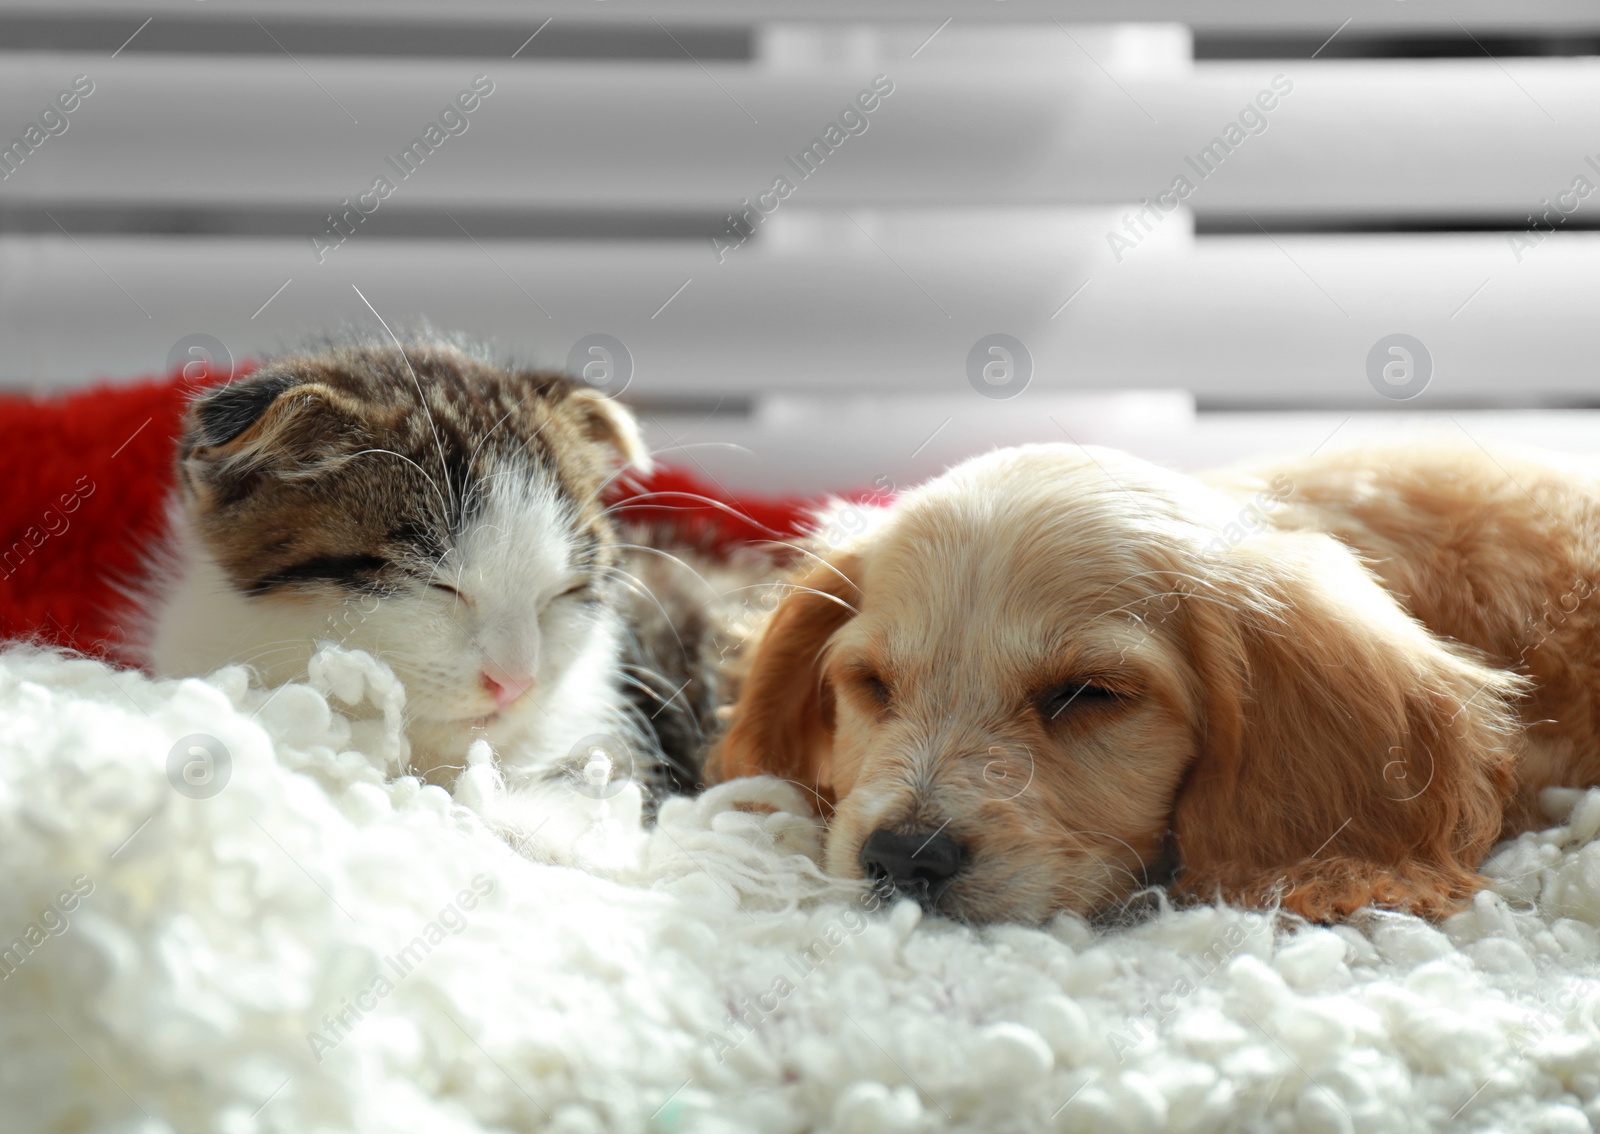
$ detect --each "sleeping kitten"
[135,338,654,789]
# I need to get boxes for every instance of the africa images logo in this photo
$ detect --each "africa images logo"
[711,75,896,263]
[311,75,496,263]
[0,75,95,181]
[1106,74,1294,264]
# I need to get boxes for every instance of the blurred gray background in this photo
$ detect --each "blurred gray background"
[2,0,1598,490]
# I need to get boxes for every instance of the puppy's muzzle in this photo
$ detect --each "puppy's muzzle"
[859,828,968,907]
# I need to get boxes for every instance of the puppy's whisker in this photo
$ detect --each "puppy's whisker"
[1090,567,1228,604]
[1065,874,1118,910]
[1095,591,1199,620]
[1052,825,1153,890]
[764,776,834,813]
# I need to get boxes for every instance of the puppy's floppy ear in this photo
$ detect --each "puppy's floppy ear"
[705,555,862,812]
[1173,531,1525,922]
[566,386,652,475]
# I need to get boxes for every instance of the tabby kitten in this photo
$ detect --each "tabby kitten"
[137,338,653,788]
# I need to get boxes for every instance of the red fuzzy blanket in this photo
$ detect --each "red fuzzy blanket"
[0,365,822,664]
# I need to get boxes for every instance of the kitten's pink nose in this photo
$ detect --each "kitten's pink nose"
[481,669,535,709]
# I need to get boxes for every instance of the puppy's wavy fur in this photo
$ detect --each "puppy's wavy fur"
[708,443,1600,924]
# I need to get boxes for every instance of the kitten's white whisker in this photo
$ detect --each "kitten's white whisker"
[464,403,520,475]
[350,287,457,523]
[748,540,861,594]
[227,645,313,672]
[645,440,756,461]
[591,445,674,498]
[600,566,695,664]
[597,563,662,600]
[754,583,859,617]
[348,448,451,523]
[600,491,790,541]
[615,668,682,708]
[621,663,708,749]
[611,542,718,599]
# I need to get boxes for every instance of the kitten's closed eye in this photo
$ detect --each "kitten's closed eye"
[429,579,590,610]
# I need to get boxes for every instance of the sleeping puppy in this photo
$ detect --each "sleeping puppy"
[706,443,1600,924]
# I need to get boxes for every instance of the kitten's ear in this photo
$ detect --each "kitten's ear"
[182,369,364,483]
[190,371,301,447]
[567,386,653,474]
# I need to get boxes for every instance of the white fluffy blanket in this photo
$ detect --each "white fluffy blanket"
[4,646,1600,1134]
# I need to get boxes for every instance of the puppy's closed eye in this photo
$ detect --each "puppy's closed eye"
[844,667,893,714]
[1035,680,1121,722]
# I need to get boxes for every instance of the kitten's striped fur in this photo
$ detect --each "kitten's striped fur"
[139,338,676,794]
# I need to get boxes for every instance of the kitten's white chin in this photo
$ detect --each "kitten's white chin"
[403,634,628,784]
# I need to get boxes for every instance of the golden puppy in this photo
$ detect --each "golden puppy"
[706,443,1600,924]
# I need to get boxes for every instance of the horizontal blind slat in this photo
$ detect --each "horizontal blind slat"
[3,1,1599,30]
[1,224,1592,403]
[2,59,1598,214]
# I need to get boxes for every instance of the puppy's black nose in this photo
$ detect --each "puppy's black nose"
[859,828,967,902]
